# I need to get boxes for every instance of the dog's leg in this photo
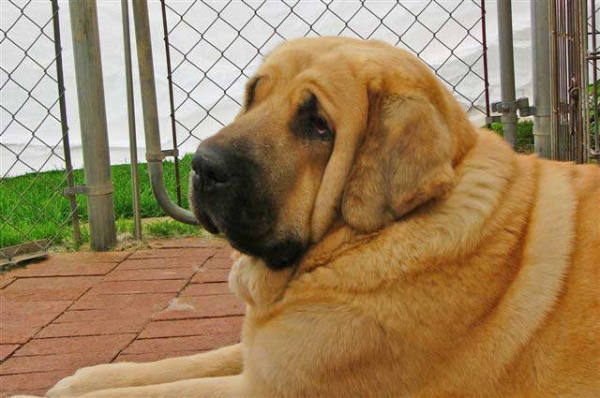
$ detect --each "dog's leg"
[78,375,247,398]
[47,343,243,398]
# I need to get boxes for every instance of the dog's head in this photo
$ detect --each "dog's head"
[190,37,476,270]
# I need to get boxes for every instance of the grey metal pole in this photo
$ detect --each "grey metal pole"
[531,0,552,159]
[132,0,198,225]
[69,0,117,250]
[589,0,600,160]
[122,0,143,240]
[51,0,81,246]
[497,0,518,148]
[549,0,558,160]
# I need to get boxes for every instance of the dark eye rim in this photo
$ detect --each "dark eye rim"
[244,75,263,111]
[312,116,334,140]
[290,91,335,143]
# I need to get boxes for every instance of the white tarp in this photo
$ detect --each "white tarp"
[1,1,534,177]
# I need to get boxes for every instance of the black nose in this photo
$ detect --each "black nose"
[192,146,232,188]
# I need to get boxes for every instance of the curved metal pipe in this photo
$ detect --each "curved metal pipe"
[122,0,143,238]
[131,0,198,225]
[496,0,518,148]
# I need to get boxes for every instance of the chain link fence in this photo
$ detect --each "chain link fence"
[158,0,491,205]
[3,1,595,261]
[587,0,600,160]
[550,0,585,162]
[550,0,600,163]
[0,0,80,266]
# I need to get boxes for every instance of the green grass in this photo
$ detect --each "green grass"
[145,219,202,238]
[488,120,534,154]
[0,154,199,249]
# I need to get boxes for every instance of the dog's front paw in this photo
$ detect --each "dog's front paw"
[9,395,42,398]
[47,363,135,397]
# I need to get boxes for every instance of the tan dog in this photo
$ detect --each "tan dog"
[43,37,599,398]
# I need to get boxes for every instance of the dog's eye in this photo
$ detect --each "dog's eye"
[313,117,332,140]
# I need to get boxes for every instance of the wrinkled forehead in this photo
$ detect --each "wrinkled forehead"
[257,38,355,80]
[256,37,421,84]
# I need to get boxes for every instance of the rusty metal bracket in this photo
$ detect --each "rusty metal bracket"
[145,149,179,162]
[492,97,533,117]
[62,182,114,197]
[487,97,539,125]
[485,115,502,124]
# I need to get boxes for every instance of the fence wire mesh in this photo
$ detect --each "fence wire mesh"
[0,0,80,265]
[550,0,600,163]
[587,0,600,160]
[550,0,584,163]
[159,0,490,203]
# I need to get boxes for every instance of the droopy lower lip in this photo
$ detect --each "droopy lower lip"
[196,208,220,234]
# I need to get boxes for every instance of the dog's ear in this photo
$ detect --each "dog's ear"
[341,91,456,233]
[309,79,369,242]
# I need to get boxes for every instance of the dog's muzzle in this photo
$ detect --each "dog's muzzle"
[190,143,271,245]
[190,143,305,269]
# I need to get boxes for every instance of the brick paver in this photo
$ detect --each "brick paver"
[190,268,231,284]
[181,282,230,296]
[2,277,100,302]
[9,262,118,278]
[0,278,15,290]
[36,317,149,338]
[202,256,236,269]
[0,370,74,397]
[121,333,240,355]
[138,316,244,339]
[0,237,242,398]
[148,238,228,249]
[88,279,188,295]
[0,346,19,362]
[102,267,196,281]
[152,295,245,321]
[1,326,43,346]
[115,257,204,270]
[1,300,72,329]
[13,335,136,357]
[113,350,208,364]
[128,248,215,260]
[69,293,173,311]
[0,351,117,375]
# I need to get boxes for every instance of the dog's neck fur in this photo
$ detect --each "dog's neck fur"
[230,129,508,306]
[230,129,577,393]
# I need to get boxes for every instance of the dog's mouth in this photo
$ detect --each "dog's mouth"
[194,200,271,240]
[192,199,305,269]
[228,235,306,270]
[194,208,220,235]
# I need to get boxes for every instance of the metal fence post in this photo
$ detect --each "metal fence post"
[132,0,198,225]
[122,0,143,240]
[588,0,600,161]
[497,0,518,147]
[69,0,117,250]
[51,0,81,246]
[531,0,552,159]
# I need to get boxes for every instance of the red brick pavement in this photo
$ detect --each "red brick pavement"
[0,238,243,397]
